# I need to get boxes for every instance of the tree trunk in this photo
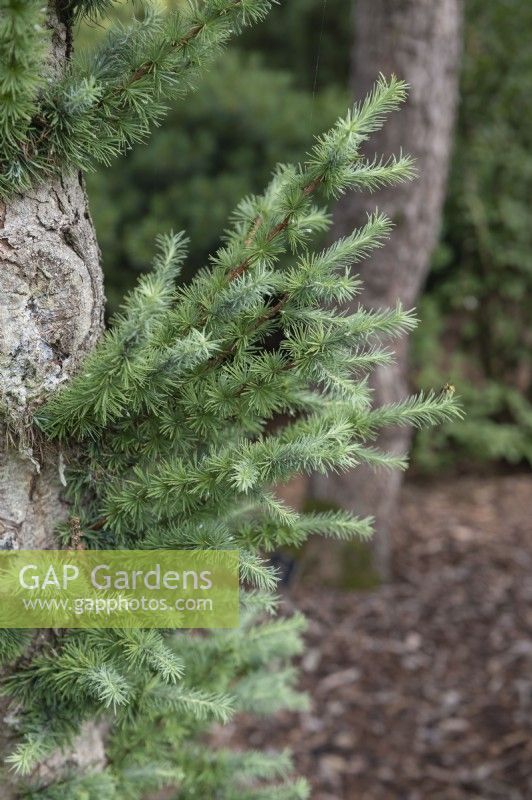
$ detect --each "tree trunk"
[0,4,106,794]
[310,0,463,578]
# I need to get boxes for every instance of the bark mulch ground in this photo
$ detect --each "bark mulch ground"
[215,474,532,799]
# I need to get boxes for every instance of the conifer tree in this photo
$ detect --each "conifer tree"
[0,1,462,797]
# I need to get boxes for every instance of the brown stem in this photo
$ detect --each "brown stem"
[227,176,323,282]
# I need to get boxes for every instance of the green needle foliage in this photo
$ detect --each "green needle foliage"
[84,48,346,307]
[7,74,460,797]
[0,0,48,147]
[0,0,276,196]
[0,2,462,796]
[66,0,121,20]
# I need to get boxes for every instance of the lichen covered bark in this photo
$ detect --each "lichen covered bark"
[0,174,104,551]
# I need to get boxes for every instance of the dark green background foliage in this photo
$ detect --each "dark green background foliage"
[413,0,532,468]
[238,0,351,90]
[85,0,532,468]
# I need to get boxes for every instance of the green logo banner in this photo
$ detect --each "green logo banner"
[0,550,239,629]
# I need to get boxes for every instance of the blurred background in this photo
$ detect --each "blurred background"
[79,2,532,797]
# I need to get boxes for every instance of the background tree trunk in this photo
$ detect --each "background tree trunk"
[310,0,463,578]
[0,4,106,794]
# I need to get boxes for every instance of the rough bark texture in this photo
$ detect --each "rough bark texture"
[0,4,106,795]
[310,0,463,577]
[0,174,104,551]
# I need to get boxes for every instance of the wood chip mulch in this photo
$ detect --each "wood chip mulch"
[215,474,532,799]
